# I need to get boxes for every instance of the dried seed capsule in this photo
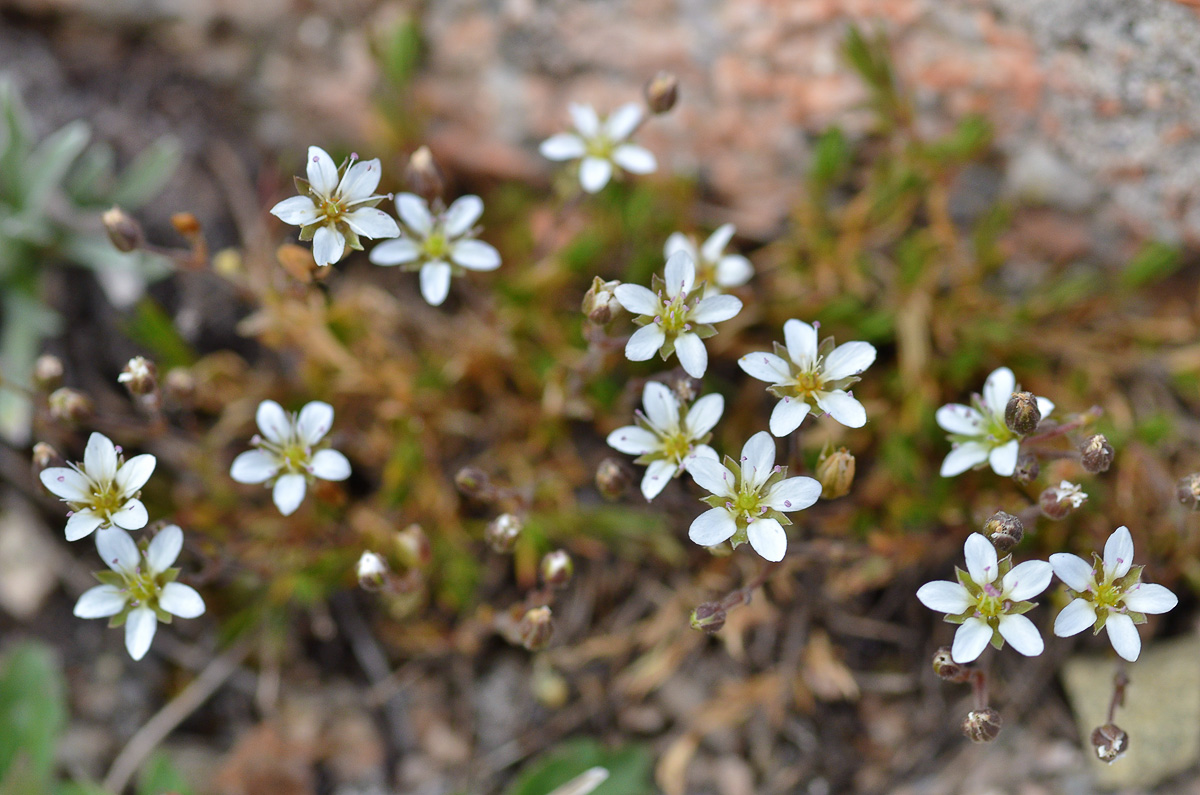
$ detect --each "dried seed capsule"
[1004,391,1041,436]
[395,524,432,569]
[1039,481,1087,520]
[540,550,574,589]
[1177,473,1200,511]
[689,602,726,634]
[486,513,523,554]
[962,708,1002,743]
[595,457,631,501]
[816,446,856,499]
[1080,434,1115,473]
[582,276,621,325]
[644,71,679,114]
[1091,723,1129,764]
[983,510,1024,553]
[356,551,389,591]
[33,355,64,391]
[102,206,144,252]
[118,356,158,396]
[47,388,92,424]
[931,646,968,682]
[517,606,554,651]
[404,145,444,203]
[1012,452,1039,485]
[455,466,492,499]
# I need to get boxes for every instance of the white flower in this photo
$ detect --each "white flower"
[368,193,501,306]
[606,381,723,501]
[738,319,876,437]
[613,251,742,378]
[39,432,156,541]
[270,146,399,268]
[1050,526,1178,662]
[936,367,1054,478]
[916,533,1053,663]
[539,102,657,193]
[230,400,352,516]
[663,224,753,296]
[74,525,206,661]
[1051,480,1087,508]
[687,431,822,562]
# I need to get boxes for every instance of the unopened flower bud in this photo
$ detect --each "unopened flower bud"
[931,646,967,682]
[670,375,699,404]
[405,146,444,203]
[1012,453,1039,485]
[455,466,492,499]
[1090,723,1128,764]
[1039,480,1087,520]
[163,367,196,404]
[582,276,620,325]
[816,446,856,499]
[356,551,389,591]
[486,513,522,553]
[1080,434,1114,474]
[102,206,144,252]
[1005,391,1041,436]
[31,442,58,478]
[595,458,632,501]
[171,212,202,239]
[644,71,679,114]
[689,601,726,633]
[1177,473,1200,511]
[118,356,158,396]
[33,355,64,391]
[517,606,554,651]
[540,549,574,589]
[47,388,92,424]
[983,511,1024,553]
[395,523,432,569]
[962,708,1002,743]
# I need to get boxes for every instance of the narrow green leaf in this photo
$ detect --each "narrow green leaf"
[0,642,67,785]
[502,739,653,795]
[111,137,181,209]
[25,121,91,211]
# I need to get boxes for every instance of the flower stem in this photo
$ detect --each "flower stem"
[1107,664,1129,724]
[1022,406,1103,444]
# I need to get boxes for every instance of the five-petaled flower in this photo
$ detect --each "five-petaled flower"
[1050,526,1178,662]
[686,431,822,562]
[606,381,722,501]
[663,224,753,297]
[917,533,1053,663]
[74,525,206,661]
[936,367,1054,478]
[40,432,156,541]
[613,251,742,378]
[539,103,657,193]
[270,146,399,268]
[368,193,501,307]
[738,319,876,437]
[230,400,352,516]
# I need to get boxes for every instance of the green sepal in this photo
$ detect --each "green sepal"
[701,494,727,509]
[989,624,1006,650]
[344,228,363,251]
[630,315,651,327]
[299,223,319,242]
[1092,610,1108,633]
[94,571,125,587]
[293,176,313,195]
[107,609,130,628]
[1007,599,1038,615]
[944,613,967,625]
[154,606,173,623]
[159,567,181,584]
[1115,565,1145,590]
[693,324,717,340]
[955,566,978,592]
[1128,611,1148,625]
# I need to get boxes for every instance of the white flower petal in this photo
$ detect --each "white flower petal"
[1105,613,1142,662]
[443,195,485,237]
[1103,526,1135,580]
[312,225,346,267]
[146,524,183,574]
[40,467,91,502]
[604,102,642,140]
[951,617,993,664]
[368,237,422,266]
[539,133,587,161]
[272,473,307,516]
[964,533,999,586]
[684,394,724,438]
[769,398,811,437]
[109,499,148,531]
[74,585,128,619]
[611,145,656,175]
[607,425,660,456]
[450,239,501,271]
[1002,559,1053,601]
[738,352,791,385]
[419,261,453,306]
[96,526,140,575]
[1054,598,1098,637]
[336,158,382,202]
[296,401,334,446]
[663,232,696,262]
[688,507,737,547]
[714,254,753,287]
[396,193,434,236]
[935,404,985,435]
[84,432,118,485]
[125,607,158,661]
[256,400,292,445]
[65,510,105,542]
[663,251,696,297]
[688,457,735,498]
[988,440,1020,477]
[814,390,867,429]
[683,444,719,465]
[690,294,742,324]
[270,195,320,227]
[230,450,280,484]
[762,476,821,513]
[674,332,708,378]
[306,146,339,196]
[613,284,659,317]
[998,613,1044,656]
[640,459,677,501]
[568,103,601,137]
[343,208,400,239]
[579,157,613,193]
[1123,583,1177,615]
[1049,553,1095,592]
[159,582,206,619]
[916,580,972,614]
[783,319,818,368]
[740,431,777,490]
[1036,396,1055,418]
[625,325,665,362]
[642,382,679,432]
[701,224,736,263]
[747,517,787,562]
[982,366,1016,416]
[311,449,351,481]
[115,454,156,495]
[940,441,991,477]
[822,341,877,381]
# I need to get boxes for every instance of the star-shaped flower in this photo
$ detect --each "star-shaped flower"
[74,525,206,661]
[663,224,753,296]
[40,432,156,541]
[270,146,399,267]
[686,431,822,562]
[539,103,657,193]
[613,251,742,378]
[606,381,723,500]
[368,193,501,306]
[917,533,1053,663]
[230,400,352,516]
[1050,526,1178,662]
[936,367,1054,477]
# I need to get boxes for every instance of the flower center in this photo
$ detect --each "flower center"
[320,198,346,223]
[424,231,449,259]
[584,136,614,159]
[733,487,762,518]
[1094,583,1123,611]
[658,294,691,334]
[661,432,692,463]
[788,369,824,398]
[86,480,127,519]
[125,570,160,607]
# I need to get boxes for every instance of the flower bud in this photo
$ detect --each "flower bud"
[540,549,574,589]
[689,601,727,633]
[47,388,92,424]
[644,71,679,114]
[163,367,196,404]
[816,446,856,499]
[102,206,144,252]
[455,466,492,499]
[581,276,620,325]
[1090,723,1129,764]
[1039,480,1087,520]
[395,523,432,569]
[32,355,64,391]
[596,457,632,501]
[486,513,522,554]
[670,375,699,404]
[1004,391,1041,436]
[404,146,445,203]
[516,606,554,651]
[931,646,967,682]
[983,511,1024,553]
[1177,473,1200,511]
[1079,434,1114,474]
[118,356,158,396]
[171,212,202,239]
[31,442,59,479]
[356,551,389,591]
[962,708,1002,743]
[1012,453,1039,485]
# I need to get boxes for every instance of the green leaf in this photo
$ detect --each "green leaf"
[24,121,91,211]
[65,143,116,205]
[1120,241,1182,290]
[502,739,653,795]
[379,17,422,92]
[53,781,111,795]
[137,751,193,795]
[119,297,197,370]
[111,137,181,209]
[0,642,67,786]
